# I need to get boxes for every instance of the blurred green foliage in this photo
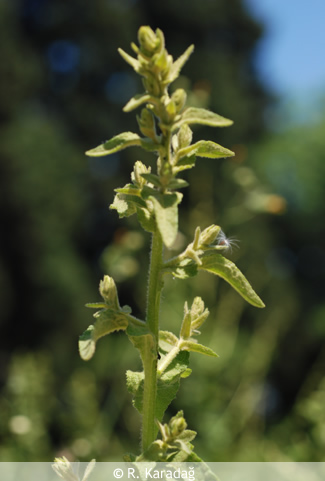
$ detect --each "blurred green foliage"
[0,0,324,463]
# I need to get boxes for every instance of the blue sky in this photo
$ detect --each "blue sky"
[244,0,325,102]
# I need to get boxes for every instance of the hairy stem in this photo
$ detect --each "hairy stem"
[141,229,163,452]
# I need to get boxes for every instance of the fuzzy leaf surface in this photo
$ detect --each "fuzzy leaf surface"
[181,340,219,357]
[127,323,154,365]
[140,173,162,187]
[167,178,189,190]
[110,194,137,217]
[173,107,233,130]
[118,48,140,72]
[150,193,182,247]
[79,309,129,361]
[115,184,142,196]
[123,93,152,112]
[200,253,265,308]
[173,154,196,173]
[159,330,179,347]
[176,140,234,162]
[166,257,198,279]
[86,132,142,157]
[167,45,194,84]
[126,351,190,421]
[136,207,156,233]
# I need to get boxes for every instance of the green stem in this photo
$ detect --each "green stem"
[141,229,164,452]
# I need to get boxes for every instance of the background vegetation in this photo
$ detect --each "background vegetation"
[1,0,325,462]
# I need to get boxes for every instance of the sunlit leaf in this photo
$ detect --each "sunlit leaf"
[181,340,219,358]
[110,193,137,217]
[86,132,142,157]
[173,155,197,174]
[136,207,156,233]
[167,45,194,84]
[115,184,142,196]
[165,257,198,279]
[118,48,140,72]
[140,173,162,187]
[126,322,153,365]
[126,351,190,421]
[150,192,182,247]
[123,93,152,112]
[173,107,233,130]
[167,178,189,190]
[176,140,234,162]
[79,309,129,361]
[200,252,265,308]
[159,330,179,347]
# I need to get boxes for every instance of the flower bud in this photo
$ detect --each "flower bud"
[138,26,160,56]
[190,297,209,331]
[180,302,192,339]
[154,49,169,72]
[199,224,221,246]
[177,124,193,148]
[171,89,187,113]
[99,276,119,310]
[170,413,187,438]
[137,108,156,140]
[190,296,205,318]
[131,160,150,187]
[165,99,177,122]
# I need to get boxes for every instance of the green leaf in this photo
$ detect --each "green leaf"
[140,173,162,187]
[115,184,142,196]
[140,138,161,153]
[200,252,265,308]
[123,93,152,112]
[177,124,193,148]
[110,193,137,217]
[150,192,182,247]
[181,340,219,358]
[79,309,129,361]
[126,351,190,421]
[166,257,198,279]
[118,48,140,72]
[167,178,189,190]
[126,370,144,413]
[136,207,156,233]
[126,322,154,365]
[140,185,160,200]
[85,302,108,309]
[110,189,156,230]
[173,107,233,130]
[178,430,197,444]
[159,330,179,347]
[167,449,202,463]
[180,368,192,378]
[167,45,194,84]
[174,154,196,173]
[176,140,234,162]
[86,132,142,157]
[110,188,149,219]
[158,351,190,420]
